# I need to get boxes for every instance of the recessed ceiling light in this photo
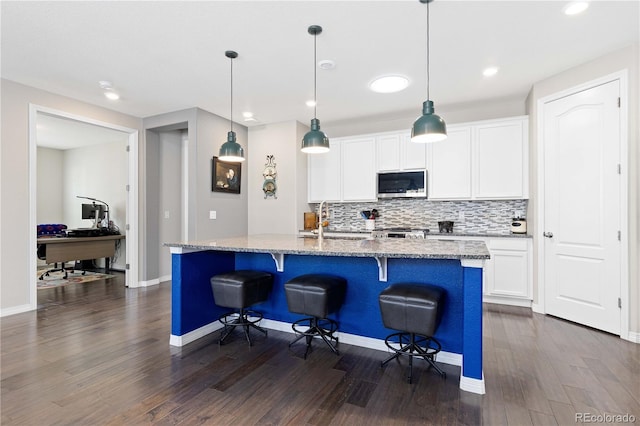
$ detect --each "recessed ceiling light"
[306,100,316,107]
[104,91,120,100]
[318,59,335,70]
[564,1,589,15]
[99,80,120,100]
[242,111,254,119]
[369,75,409,94]
[483,67,499,77]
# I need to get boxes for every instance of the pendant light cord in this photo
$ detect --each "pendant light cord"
[426,0,430,101]
[313,31,317,119]
[230,55,234,132]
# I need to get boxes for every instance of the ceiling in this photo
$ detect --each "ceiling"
[2,1,639,134]
[36,113,129,150]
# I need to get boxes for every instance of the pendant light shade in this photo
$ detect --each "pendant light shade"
[411,100,447,143]
[218,50,245,162]
[301,25,330,154]
[411,0,447,143]
[302,118,329,153]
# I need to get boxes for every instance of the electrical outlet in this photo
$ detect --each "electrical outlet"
[209,210,217,220]
[164,210,170,219]
[458,211,465,221]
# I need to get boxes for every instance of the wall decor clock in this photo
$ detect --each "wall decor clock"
[262,155,277,199]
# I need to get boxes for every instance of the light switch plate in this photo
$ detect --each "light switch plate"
[209,210,217,220]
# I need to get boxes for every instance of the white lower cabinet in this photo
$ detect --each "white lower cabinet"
[427,235,532,306]
[484,238,532,306]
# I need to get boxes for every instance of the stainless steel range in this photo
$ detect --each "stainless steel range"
[371,228,430,239]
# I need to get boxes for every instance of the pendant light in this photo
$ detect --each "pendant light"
[411,0,447,143]
[219,50,245,162]
[301,25,330,154]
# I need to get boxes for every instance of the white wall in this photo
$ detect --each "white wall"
[195,108,248,239]
[247,120,309,235]
[36,147,64,223]
[158,130,183,279]
[63,142,128,230]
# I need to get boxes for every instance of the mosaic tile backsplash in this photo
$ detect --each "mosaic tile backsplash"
[314,199,528,235]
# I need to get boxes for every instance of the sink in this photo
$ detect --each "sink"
[299,234,371,241]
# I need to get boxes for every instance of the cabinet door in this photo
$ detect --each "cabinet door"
[473,118,528,199]
[307,140,341,202]
[376,134,400,171]
[401,132,427,170]
[486,239,530,299]
[342,137,377,201]
[428,126,472,199]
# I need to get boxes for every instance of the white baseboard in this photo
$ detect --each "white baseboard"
[624,331,640,343]
[531,302,544,314]
[158,274,171,284]
[460,373,486,394]
[171,316,484,394]
[483,295,532,308]
[137,278,160,287]
[0,303,35,317]
[169,321,224,347]
[260,319,466,368]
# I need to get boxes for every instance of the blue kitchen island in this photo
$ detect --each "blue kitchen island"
[165,234,489,394]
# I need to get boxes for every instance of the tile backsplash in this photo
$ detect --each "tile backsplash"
[314,199,528,235]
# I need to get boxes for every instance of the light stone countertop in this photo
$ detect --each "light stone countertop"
[165,234,490,260]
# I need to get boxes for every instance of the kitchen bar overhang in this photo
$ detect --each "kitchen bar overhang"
[165,234,490,394]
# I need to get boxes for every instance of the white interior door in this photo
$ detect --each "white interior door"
[543,80,621,334]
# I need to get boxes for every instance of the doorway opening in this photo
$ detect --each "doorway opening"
[28,105,139,310]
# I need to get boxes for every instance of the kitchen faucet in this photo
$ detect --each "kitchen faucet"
[317,200,329,242]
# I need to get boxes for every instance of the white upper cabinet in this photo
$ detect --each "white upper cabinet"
[427,126,472,199]
[307,116,527,203]
[376,134,401,171]
[428,116,528,200]
[473,118,529,199]
[376,131,426,171]
[307,140,341,203]
[342,137,377,201]
[308,136,377,203]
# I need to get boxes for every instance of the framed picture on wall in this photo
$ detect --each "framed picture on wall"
[212,157,241,194]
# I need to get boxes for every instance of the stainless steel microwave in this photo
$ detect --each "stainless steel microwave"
[377,170,427,199]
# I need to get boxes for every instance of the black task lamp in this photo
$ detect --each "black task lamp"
[301,25,330,154]
[218,50,245,162]
[411,0,447,143]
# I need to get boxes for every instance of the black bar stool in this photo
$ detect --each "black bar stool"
[379,283,446,383]
[284,274,347,359]
[210,270,273,346]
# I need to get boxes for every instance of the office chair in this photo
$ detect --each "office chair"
[37,224,84,280]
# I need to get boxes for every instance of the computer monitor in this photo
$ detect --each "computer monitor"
[81,203,105,221]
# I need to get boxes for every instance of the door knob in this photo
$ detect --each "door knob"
[543,232,554,238]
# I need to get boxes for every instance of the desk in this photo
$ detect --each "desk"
[37,235,125,271]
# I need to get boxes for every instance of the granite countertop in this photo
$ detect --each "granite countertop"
[165,234,490,260]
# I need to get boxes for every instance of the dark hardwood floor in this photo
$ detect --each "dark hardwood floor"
[1,274,638,425]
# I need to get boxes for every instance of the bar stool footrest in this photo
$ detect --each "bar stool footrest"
[381,332,446,382]
[289,317,339,358]
[218,309,267,346]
